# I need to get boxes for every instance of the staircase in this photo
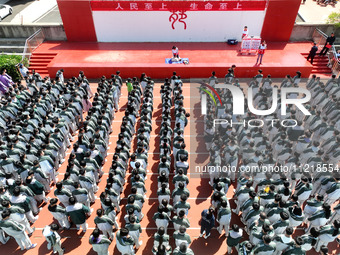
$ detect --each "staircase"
[28,52,57,77]
[301,53,332,75]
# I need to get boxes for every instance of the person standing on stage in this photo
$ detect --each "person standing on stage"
[242,26,248,39]
[256,41,267,65]
[172,46,179,58]
[307,43,318,64]
[320,33,336,56]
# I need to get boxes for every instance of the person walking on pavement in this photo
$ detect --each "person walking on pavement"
[65,196,90,233]
[89,228,111,255]
[307,43,319,64]
[227,224,243,254]
[0,210,37,250]
[42,223,65,255]
[199,207,215,239]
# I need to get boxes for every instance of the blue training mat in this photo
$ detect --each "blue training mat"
[165,58,189,64]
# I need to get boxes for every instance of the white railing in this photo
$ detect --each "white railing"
[312,28,327,47]
[21,29,45,62]
[328,45,340,76]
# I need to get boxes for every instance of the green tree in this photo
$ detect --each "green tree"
[327,12,340,29]
[0,55,25,82]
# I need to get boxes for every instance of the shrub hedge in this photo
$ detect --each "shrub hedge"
[0,55,26,82]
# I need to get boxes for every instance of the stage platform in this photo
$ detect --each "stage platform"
[31,41,315,79]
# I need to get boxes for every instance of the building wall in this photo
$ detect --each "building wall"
[0,25,66,40]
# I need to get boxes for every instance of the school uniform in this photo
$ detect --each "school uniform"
[27,178,48,204]
[217,206,231,236]
[157,187,171,204]
[172,187,190,206]
[66,203,90,232]
[325,181,340,205]
[173,246,195,255]
[307,209,328,232]
[173,230,191,248]
[300,233,317,252]
[174,200,191,215]
[48,204,71,229]
[0,218,33,250]
[328,203,340,224]
[89,234,111,255]
[72,188,91,208]
[79,175,97,203]
[8,205,34,235]
[10,194,37,223]
[115,230,135,255]
[152,232,171,254]
[54,188,72,208]
[153,212,171,233]
[94,215,116,239]
[315,224,338,252]
[172,215,190,231]
[294,182,312,205]
[125,222,142,248]
[272,218,289,235]
[253,241,276,255]
[43,226,64,255]
[288,207,304,228]
[227,229,243,253]
[126,203,143,221]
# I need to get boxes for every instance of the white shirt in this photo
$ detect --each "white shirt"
[172,48,179,54]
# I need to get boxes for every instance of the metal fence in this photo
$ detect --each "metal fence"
[21,29,45,62]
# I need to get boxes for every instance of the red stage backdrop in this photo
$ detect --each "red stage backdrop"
[57,0,300,42]
[261,0,301,42]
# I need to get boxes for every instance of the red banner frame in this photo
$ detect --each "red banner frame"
[91,1,267,11]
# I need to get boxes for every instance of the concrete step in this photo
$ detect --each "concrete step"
[0,46,26,54]
[0,52,26,55]
[0,38,27,46]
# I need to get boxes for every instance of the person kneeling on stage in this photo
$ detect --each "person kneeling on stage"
[172,46,179,58]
